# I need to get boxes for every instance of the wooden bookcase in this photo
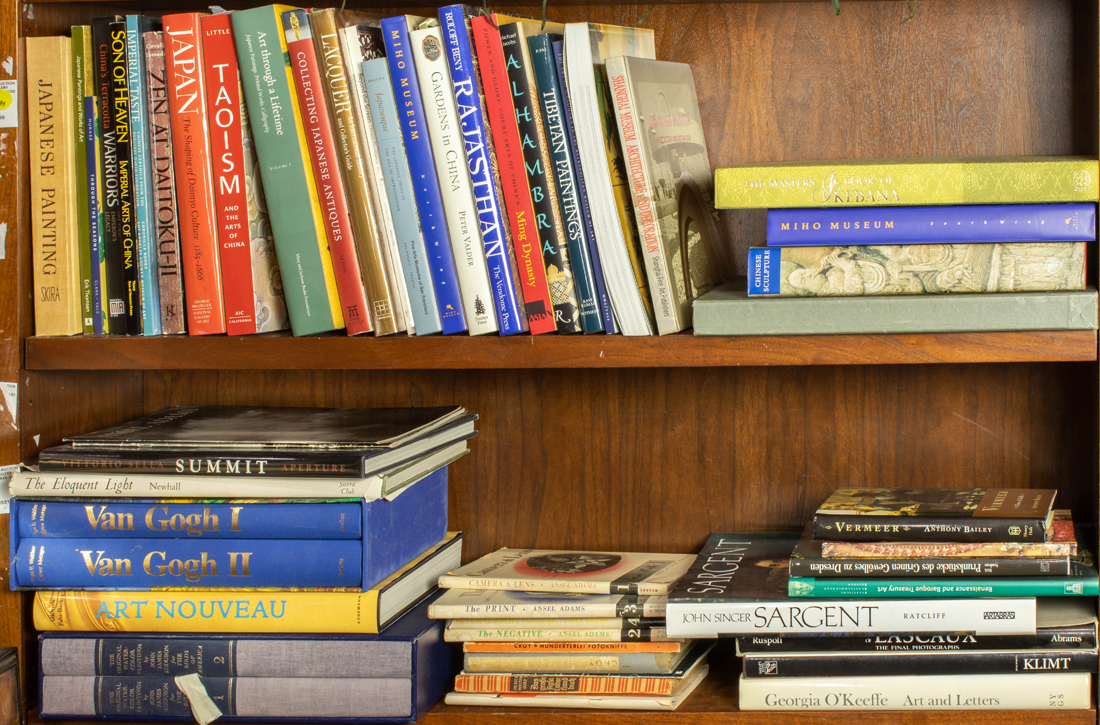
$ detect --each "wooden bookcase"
[2,0,1100,723]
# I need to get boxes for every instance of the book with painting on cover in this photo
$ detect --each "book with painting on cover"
[429,588,666,619]
[813,487,1058,543]
[605,56,728,335]
[437,549,695,595]
[664,532,1036,638]
[747,242,1087,297]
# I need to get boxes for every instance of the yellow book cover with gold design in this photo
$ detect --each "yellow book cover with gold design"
[27,36,82,336]
[716,156,1100,209]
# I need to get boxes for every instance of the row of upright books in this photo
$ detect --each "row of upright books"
[29,6,730,340]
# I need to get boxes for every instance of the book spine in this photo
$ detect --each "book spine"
[454,672,675,695]
[13,538,363,588]
[380,16,467,335]
[38,449,367,477]
[788,576,1099,598]
[553,39,615,333]
[162,14,227,335]
[820,540,1078,557]
[108,22,142,335]
[93,18,127,333]
[310,12,397,337]
[79,27,109,335]
[410,25,498,335]
[361,58,443,336]
[463,641,683,653]
[812,512,1051,542]
[34,590,382,634]
[282,10,372,336]
[439,6,528,336]
[16,500,362,539]
[529,33,603,333]
[501,24,581,333]
[737,672,1092,710]
[28,37,82,337]
[436,575,669,595]
[444,626,672,643]
[464,652,666,674]
[470,16,555,334]
[71,30,95,335]
[126,17,161,335]
[10,471,385,499]
[767,204,1098,246]
[735,626,1099,653]
[450,617,665,629]
[230,6,344,336]
[743,650,1099,678]
[429,595,666,619]
[142,31,186,334]
[718,158,1100,209]
[789,556,1070,578]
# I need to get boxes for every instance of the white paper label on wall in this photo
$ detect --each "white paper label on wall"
[0,465,19,514]
[0,382,15,428]
[0,81,17,128]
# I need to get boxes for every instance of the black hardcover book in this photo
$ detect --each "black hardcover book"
[107,21,140,335]
[812,487,1056,543]
[498,22,581,334]
[735,598,1098,654]
[92,17,127,334]
[742,649,1098,678]
[790,525,1069,577]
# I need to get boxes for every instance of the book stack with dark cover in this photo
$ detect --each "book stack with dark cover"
[429,547,713,710]
[8,405,475,721]
[664,488,1099,711]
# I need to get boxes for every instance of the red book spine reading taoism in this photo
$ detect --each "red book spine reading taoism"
[283,10,372,335]
[200,13,259,335]
[471,15,555,335]
[162,12,226,335]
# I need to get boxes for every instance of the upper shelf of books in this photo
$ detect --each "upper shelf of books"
[22,330,1098,370]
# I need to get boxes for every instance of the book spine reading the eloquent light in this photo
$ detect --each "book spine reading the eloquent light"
[381,16,468,335]
[28,37,82,337]
[362,57,443,335]
[12,538,363,589]
[766,204,1098,246]
[429,595,667,619]
[790,555,1071,578]
[15,499,362,539]
[438,5,528,336]
[230,6,344,336]
[92,17,127,333]
[553,38,614,333]
[76,27,109,335]
[444,626,673,643]
[464,651,680,674]
[162,13,226,335]
[454,671,682,695]
[10,470,391,499]
[735,626,1100,653]
[529,33,602,333]
[410,25,498,336]
[737,672,1092,711]
[811,509,1054,543]
[718,157,1100,209]
[310,11,398,336]
[126,16,161,336]
[107,21,142,335]
[143,31,186,334]
[71,30,95,335]
[38,447,371,477]
[742,650,1099,679]
[282,10,373,336]
[40,676,414,718]
[788,576,1099,598]
[201,13,289,336]
[500,23,581,334]
[471,16,555,334]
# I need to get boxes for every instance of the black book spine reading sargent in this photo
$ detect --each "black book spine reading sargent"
[810,514,1050,543]
[788,555,1070,578]
[736,626,1099,654]
[92,17,127,334]
[742,650,1099,679]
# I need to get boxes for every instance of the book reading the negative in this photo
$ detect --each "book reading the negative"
[664,532,1036,638]
[438,549,694,595]
[813,487,1057,542]
[605,56,728,335]
[429,588,666,619]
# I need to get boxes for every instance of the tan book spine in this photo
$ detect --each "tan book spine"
[28,36,82,336]
[465,654,627,673]
[454,671,674,695]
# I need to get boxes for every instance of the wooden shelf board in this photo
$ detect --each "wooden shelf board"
[23,330,1098,370]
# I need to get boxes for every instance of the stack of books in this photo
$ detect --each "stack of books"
[8,405,474,721]
[429,547,712,710]
[28,6,729,340]
[664,488,1099,711]
[693,159,1099,336]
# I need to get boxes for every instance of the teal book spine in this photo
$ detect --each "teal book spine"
[788,576,1100,598]
[126,16,161,335]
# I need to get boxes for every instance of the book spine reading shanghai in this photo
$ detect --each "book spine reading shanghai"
[18,404,476,722]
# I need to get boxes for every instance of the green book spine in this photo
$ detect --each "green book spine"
[71,28,94,335]
[788,577,1100,598]
[229,4,344,336]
